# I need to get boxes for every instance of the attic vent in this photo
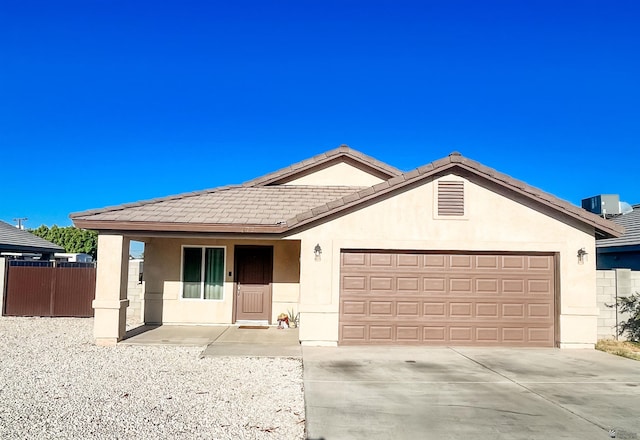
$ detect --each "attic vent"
[438,181,464,216]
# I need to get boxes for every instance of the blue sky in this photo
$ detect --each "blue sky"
[2,0,639,232]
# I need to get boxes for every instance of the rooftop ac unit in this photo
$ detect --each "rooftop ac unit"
[581,194,622,216]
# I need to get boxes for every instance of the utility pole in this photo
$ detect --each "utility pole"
[13,217,28,230]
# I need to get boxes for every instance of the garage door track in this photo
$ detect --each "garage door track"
[303,346,640,440]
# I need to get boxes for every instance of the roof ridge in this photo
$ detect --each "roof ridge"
[242,145,403,187]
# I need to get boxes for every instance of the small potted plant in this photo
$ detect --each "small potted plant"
[277,312,289,329]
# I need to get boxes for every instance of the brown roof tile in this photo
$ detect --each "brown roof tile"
[71,149,623,239]
[71,186,363,227]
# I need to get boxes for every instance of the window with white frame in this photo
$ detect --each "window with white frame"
[182,246,225,300]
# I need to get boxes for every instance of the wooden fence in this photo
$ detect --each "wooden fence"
[3,262,95,317]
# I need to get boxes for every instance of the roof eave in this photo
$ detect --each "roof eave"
[0,244,65,254]
[72,219,288,234]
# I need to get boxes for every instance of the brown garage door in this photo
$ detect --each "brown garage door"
[339,251,555,347]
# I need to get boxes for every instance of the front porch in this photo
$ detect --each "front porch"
[93,234,302,345]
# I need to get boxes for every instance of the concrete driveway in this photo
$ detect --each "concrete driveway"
[303,346,640,440]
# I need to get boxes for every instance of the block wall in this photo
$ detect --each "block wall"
[597,269,640,340]
[126,259,144,323]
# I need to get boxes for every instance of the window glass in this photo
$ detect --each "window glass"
[182,246,225,300]
[183,247,202,299]
[204,248,224,300]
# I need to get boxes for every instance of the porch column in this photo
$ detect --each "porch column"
[93,234,130,345]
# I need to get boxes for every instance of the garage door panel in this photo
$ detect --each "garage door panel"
[528,256,552,270]
[450,255,472,268]
[503,279,525,294]
[528,303,552,318]
[502,256,526,269]
[424,255,446,269]
[502,327,525,342]
[342,301,367,315]
[476,303,499,317]
[371,253,393,267]
[343,253,366,266]
[423,278,446,292]
[528,279,552,295]
[476,327,499,342]
[341,325,366,341]
[450,303,472,317]
[450,278,472,293]
[370,301,393,316]
[476,255,499,269]
[369,326,393,341]
[529,327,553,342]
[397,326,420,341]
[423,327,446,341]
[397,302,420,316]
[397,277,419,291]
[450,327,473,341]
[340,251,555,346]
[343,276,367,291]
[370,277,393,290]
[502,303,525,317]
[476,279,499,293]
[398,254,420,267]
[424,302,446,316]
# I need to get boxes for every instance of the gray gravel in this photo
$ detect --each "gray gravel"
[0,317,305,439]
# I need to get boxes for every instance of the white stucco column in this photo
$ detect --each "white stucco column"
[93,234,130,345]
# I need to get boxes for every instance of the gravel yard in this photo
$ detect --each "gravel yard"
[0,317,305,439]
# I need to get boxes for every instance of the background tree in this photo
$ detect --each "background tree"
[29,225,98,259]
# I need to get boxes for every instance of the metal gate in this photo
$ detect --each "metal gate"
[3,262,95,317]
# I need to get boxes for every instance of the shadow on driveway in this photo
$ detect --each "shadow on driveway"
[303,346,640,440]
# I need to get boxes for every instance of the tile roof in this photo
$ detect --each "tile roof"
[71,148,623,239]
[0,221,65,253]
[597,205,640,248]
[242,145,402,187]
[71,186,364,230]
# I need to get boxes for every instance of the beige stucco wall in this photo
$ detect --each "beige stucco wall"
[288,174,598,348]
[284,161,385,186]
[143,238,300,325]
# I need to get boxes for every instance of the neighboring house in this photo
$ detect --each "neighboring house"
[71,146,623,348]
[596,204,640,270]
[0,221,64,258]
[54,253,94,263]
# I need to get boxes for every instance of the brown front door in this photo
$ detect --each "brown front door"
[234,246,273,323]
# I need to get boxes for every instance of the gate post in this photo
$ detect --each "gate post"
[93,234,130,345]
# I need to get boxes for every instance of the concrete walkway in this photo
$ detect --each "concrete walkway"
[121,324,301,358]
[303,346,640,440]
